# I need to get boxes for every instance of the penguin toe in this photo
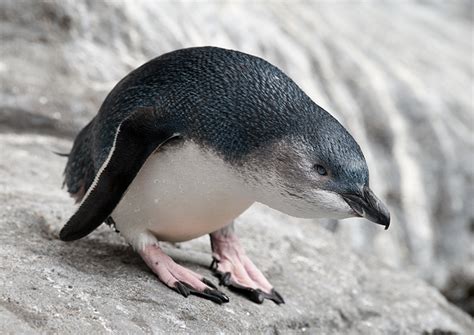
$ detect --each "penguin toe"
[209,234,285,305]
[264,289,285,305]
[176,281,229,304]
[212,267,284,305]
[139,244,229,304]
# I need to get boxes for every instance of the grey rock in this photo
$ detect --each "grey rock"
[0,133,472,334]
[0,0,473,332]
[1,1,472,307]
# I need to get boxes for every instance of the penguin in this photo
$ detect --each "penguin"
[60,47,390,305]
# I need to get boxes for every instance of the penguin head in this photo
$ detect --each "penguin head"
[248,109,390,229]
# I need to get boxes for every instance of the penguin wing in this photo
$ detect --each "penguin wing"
[59,107,181,241]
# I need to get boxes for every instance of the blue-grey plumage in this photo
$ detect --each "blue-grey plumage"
[60,46,390,305]
[65,47,376,200]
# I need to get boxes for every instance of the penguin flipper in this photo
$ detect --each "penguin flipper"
[59,108,180,241]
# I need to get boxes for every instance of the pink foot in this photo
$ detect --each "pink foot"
[139,244,229,304]
[210,230,284,304]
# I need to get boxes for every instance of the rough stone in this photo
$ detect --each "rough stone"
[0,0,473,332]
[1,1,473,303]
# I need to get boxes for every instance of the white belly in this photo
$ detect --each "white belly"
[111,141,253,247]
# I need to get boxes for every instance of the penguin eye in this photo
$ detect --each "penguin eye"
[314,164,327,176]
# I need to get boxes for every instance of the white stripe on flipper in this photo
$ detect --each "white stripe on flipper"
[76,122,180,211]
[77,124,122,207]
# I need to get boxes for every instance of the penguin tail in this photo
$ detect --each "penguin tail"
[63,119,96,202]
[53,151,70,157]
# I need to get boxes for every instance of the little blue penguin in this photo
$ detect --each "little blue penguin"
[60,46,390,305]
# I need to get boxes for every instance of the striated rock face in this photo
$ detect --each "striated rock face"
[0,0,473,328]
[0,133,472,334]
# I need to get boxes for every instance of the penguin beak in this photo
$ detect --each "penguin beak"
[342,186,391,230]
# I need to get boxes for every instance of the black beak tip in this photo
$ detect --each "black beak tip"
[343,187,391,231]
[378,207,391,230]
[380,206,391,230]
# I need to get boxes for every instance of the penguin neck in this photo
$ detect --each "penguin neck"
[239,171,314,219]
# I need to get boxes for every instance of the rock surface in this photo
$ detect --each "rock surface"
[0,133,472,334]
[0,0,473,332]
[1,1,473,306]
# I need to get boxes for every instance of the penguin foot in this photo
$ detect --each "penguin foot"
[210,233,285,305]
[139,244,229,304]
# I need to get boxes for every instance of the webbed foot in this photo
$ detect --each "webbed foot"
[210,231,284,305]
[139,244,229,304]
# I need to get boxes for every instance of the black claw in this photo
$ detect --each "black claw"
[174,281,190,297]
[203,288,230,303]
[271,289,285,304]
[224,282,264,304]
[189,288,229,304]
[175,281,229,304]
[248,289,265,304]
[201,277,218,290]
[263,289,285,305]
